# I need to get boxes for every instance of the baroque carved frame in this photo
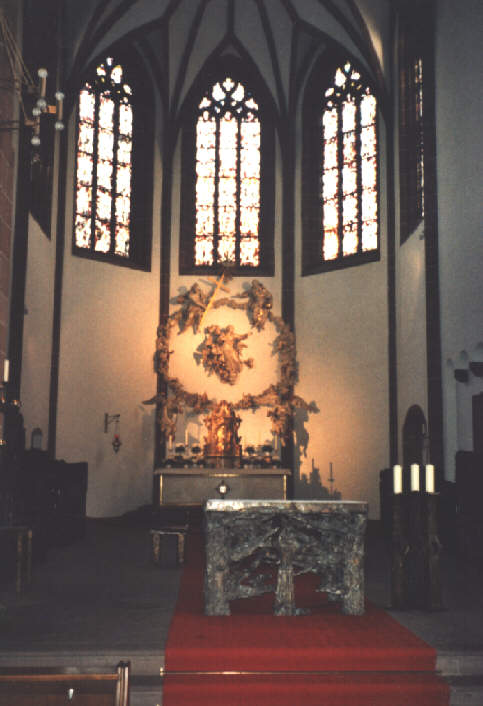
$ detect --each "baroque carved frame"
[144,278,317,447]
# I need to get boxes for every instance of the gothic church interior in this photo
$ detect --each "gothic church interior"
[0,0,482,703]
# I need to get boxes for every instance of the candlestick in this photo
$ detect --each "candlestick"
[3,358,9,382]
[410,463,420,492]
[55,91,65,131]
[425,464,435,493]
[38,67,48,99]
[393,464,402,494]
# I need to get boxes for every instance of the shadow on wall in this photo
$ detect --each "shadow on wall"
[294,459,342,500]
[293,408,339,500]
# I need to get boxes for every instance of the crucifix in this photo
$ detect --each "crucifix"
[198,272,231,329]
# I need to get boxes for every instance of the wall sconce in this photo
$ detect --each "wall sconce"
[30,71,65,148]
[104,413,122,453]
[0,11,64,154]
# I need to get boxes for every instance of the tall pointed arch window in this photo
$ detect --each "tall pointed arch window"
[180,64,274,275]
[399,3,428,242]
[303,60,379,275]
[73,54,153,269]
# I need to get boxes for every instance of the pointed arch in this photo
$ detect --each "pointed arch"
[179,51,276,275]
[402,405,428,467]
[72,44,154,269]
[302,51,380,275]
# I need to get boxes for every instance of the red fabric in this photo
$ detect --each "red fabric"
[163,531,450,705]
[163,673,449,706]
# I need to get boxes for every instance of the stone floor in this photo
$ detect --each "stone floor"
[1,510,482,705]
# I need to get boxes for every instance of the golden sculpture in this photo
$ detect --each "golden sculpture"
[173,283,210,333]
[203,400,242,465]
[201,324,253,385]
[143,278,318,450]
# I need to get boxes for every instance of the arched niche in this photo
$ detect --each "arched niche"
[402,404,428,467]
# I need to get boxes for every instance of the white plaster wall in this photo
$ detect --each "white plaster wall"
[294,121,389,520]
[55,120,161,517]
[295,262,389,518]
[435,0,483,479]
[396,224,428,455]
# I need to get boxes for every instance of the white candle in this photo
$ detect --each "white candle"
[393,464,402,494]
[55,91,64,122]
[168,435,173,451]
[38,68,48,98]
[410,464,420,492]
[3,359,9,382]
[425,464,435,493]
[185,428,188,446]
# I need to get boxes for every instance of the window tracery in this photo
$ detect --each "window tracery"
[180,61,274,276]
[73,52,152,269]
[195,76,261,268]
[303,59,379,275]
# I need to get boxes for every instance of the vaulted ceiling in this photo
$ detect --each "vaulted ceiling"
[62,0,391,124]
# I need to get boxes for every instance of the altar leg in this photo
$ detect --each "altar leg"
[204,519,231,615]
[274,556,295,615]
[274,526,297,615]
[342,536,365,615]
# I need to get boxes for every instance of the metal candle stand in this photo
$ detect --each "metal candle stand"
[391,477,443,611]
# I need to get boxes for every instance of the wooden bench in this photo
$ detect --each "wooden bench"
[0,661,129,705]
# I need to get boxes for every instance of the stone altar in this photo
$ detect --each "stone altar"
[204,499,368,616]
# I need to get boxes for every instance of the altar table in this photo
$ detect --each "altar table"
[204,499,368,616]
[154,467,290,506]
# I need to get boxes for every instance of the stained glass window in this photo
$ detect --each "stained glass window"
[321,62,378,263]
[194,76,261,268]
[398,1,429,243]
[413,57,425,220]
[74,57,133,260]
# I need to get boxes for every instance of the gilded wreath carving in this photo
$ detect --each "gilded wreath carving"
[144,277,317,446]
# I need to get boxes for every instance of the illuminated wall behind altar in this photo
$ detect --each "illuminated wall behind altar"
[168,134,285,454]
[19,0,394,519]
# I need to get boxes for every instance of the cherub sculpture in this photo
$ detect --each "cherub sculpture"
[201,324,253,385]
[173,283,210,333]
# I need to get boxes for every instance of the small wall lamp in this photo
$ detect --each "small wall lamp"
[104,413,122,453]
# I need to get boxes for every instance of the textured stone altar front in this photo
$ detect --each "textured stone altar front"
[204,499,368,616]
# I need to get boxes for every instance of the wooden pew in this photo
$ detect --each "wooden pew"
[0,661,129,706]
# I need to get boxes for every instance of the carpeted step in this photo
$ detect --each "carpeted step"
[163,531,450,705]
[163,672,450,705]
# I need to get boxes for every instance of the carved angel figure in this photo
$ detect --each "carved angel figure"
[173,283,210,333]
[154,321,174,377]
[246,280,273,330]
[201,324,253,385]
[157,395,183,443]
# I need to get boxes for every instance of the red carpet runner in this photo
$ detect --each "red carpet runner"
[163,532,449,705]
